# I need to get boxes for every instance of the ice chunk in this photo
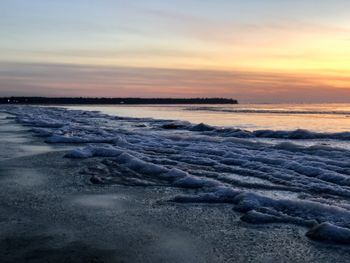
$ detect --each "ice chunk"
[240,210,316,227]
[30,128,53,137]
[65,147,94,158]
[189,123,215,132]
[116,153,168,175]
[306,222,350,244]
[46,135,116,144]
[174,176,218,188]
[241,210,283,224]
[65,146,123,159]
[161,121,190,129]
[173,187,240,203]
[162,168,188,179]
[92,146,123,157]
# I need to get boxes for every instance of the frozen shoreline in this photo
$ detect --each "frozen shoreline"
[1,106,350,261]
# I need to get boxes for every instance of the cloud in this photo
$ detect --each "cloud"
[132,5,350,47]
[1,62,350,103]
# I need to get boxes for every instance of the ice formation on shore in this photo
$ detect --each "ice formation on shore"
[2,105,350,244]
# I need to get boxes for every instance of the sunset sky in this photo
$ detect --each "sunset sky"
[1,0,350,103]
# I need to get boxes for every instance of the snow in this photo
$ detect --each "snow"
[2,104,350,244]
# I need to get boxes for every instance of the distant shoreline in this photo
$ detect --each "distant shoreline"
[0,97,238,105]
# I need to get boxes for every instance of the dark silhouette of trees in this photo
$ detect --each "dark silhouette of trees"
[0,97,238,105]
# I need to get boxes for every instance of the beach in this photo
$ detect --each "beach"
[2,0,350,261]
[1,106,350,262]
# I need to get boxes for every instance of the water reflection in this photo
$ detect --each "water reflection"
[66,104,350,133]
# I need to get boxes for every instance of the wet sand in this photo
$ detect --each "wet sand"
[1,113,350,263]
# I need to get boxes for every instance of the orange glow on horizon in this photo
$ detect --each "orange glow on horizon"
[1,1,350,102]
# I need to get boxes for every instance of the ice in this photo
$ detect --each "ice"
[232,192,350,226]
[17,117,64,128]
[66,147,94,158]
[2,105,350,244]
[46,134,118,144]
[162,168,188,179]
[172,186,240,203]
[115,152,167,175]
[253,129,350,140]
[189,123,215,131]
[183,122,350,141]
[161,120,191,130]
[92,146,124,157]
[65,146,123,158]
[30,128,54,137]
[173,176,219,188]
[306,222,350,244]
[240,210,312,226]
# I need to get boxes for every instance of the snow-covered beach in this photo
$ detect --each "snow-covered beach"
[1,105,350,262]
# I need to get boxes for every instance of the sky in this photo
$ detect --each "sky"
[1,0,350,103]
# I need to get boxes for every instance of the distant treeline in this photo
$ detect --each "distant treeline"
[0,97,238,105]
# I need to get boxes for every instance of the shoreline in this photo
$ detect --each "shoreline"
[0,110,350,262]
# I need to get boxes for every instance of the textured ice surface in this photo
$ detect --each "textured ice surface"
[306,222,350,244]
[2,105,350,244]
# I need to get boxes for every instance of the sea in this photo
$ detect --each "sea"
[66,103,350,132]
[66,103,350,150]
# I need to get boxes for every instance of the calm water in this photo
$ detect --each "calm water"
[66,104,350,133]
